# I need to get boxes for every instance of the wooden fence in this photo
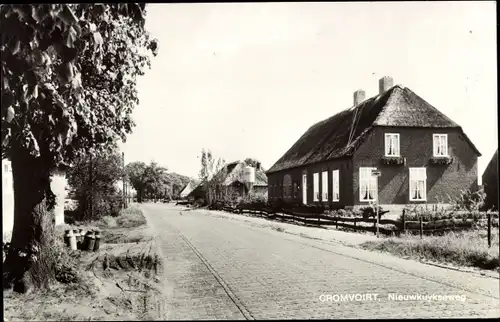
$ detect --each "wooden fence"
[217,205,499,246]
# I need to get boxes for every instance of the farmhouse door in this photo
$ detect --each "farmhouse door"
[302,174,307,204]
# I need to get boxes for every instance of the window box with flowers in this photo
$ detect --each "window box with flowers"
[429,156,453,165]
[381,156,406,166]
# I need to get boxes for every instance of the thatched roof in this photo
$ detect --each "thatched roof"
[482,149,498,181]
[214,160,268,186]
[267,85,481,174]
[179,182,194,197]
[187,183,206,199]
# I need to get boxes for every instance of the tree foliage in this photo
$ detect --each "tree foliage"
[125,161,195,202]
[142,161,168,199]
[243,157,262,169]
[66,149,123,221]
[0,4,157,292]
[1,3,158,167]
[125,161,147,202]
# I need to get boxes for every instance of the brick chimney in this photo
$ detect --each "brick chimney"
[353,89,366,106]
[379,76,394,94]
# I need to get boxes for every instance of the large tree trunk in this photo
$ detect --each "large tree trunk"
[3,149,55,293]
[136,188,143,203]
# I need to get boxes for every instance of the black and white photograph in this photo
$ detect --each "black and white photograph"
[1,2,498,320]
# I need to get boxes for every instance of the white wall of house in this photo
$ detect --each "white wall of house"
[2,160,14,237]
[51,170,67,226]
[2,160,66,236]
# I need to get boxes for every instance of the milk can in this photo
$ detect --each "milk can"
[63,230,71,247]
[93,230,101,252]
[74,229,81,249]
[66,230,77,251]
[85,231,96,251]
[73,229,80,249]
[77,229,86,250]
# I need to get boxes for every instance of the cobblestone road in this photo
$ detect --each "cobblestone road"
[143,203,500,320]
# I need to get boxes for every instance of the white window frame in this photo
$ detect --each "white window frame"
[433,134,448,157]
[313,172,319,202]
[302,174,307,205]
[332,169,340,202]
[409,167,427,201]
[385,133,400,157]
[359,167,377,202]
[321,171,328,201]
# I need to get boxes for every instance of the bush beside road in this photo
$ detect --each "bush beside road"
[360,230,500,271]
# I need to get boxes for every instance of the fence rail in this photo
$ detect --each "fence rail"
[215,205,498,245]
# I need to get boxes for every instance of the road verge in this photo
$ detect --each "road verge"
[3,204,166,321]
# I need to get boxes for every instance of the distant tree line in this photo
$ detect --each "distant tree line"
[125,161,196,202]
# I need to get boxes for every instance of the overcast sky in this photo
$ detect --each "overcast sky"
[120,2,497,183]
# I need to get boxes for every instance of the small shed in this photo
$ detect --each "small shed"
[179,182,194,199]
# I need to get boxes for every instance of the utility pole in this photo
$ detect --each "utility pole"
[89,154,93,219]
[122,151,127,209]
[376,183,380,238]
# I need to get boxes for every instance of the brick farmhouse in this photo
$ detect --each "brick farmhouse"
[266,76,481,212]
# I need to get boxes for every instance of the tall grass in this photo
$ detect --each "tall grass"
[361,229,500,270]
[116,205,146,228]
[97,205,146,229]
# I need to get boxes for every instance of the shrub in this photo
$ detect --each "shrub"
[115,206,147,228]
[244,190,268,204]
[449,187,486,213]
[400,203,495,223]
[215,186,241,208]
[70,193,123,222]
[100,216,118,228]
[326,208,361,217]
[360,205,387,219]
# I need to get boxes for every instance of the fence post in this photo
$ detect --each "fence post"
[318,214,320,227]
[419,216,423,239]
[487,213,492,248]
[373,219,377,235]
[335,216,338,229]
[401,209,406,234]
[376,205,380,238]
